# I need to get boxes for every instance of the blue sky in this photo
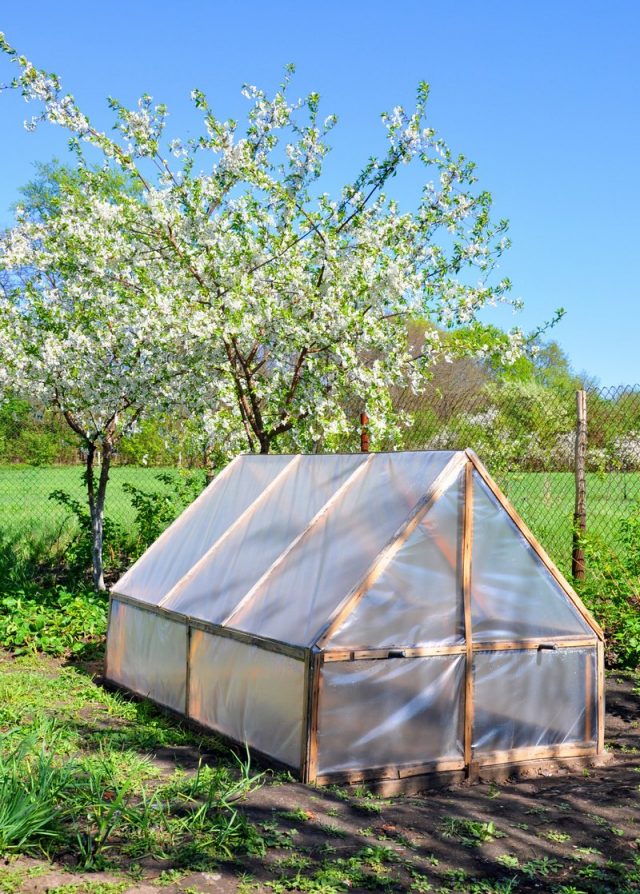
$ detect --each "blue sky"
[0,1,638,385]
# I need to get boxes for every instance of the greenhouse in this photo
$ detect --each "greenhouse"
[105,449,604,787]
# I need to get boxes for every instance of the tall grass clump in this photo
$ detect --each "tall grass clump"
[0,730,70,854]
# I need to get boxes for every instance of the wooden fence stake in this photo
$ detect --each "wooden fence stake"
[572,389,587,579]
[360,412,370,453]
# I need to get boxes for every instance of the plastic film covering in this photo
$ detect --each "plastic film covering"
[473,648,597,753]
[471,473,594,640]
[188,631,304,769]
[114,455,292,604]
[232,451,457,646]
[327,468,464,648]
[316,655,464,775]
[169,455,367,623]
[106,600,186,712]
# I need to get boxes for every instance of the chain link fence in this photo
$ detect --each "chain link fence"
[393,382,640,577]
[1,384,640,579]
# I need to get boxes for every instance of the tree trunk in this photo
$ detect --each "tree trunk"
[85,440,112,591]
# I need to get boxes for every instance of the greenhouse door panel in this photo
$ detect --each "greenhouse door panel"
[316,655,465,776]
[472,648,598,759]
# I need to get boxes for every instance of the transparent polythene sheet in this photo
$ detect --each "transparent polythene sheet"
[188,631,304,769]
[115,454,292,604]
[316,655,465,775]
[169,454,367,623]
[471,473,593,640]
[232,451,457,646]
[473,648,597,753]
[327,468,464,649]
[106,600,186,712]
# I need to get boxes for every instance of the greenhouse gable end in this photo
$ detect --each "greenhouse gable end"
[106,449,604,787]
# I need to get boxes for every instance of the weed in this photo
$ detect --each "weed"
[272,853,312,871]
[0,862,47,894]
[521,857,563,878]
[318,823,347,838]
[543,828,571,842]
[439,816,505,847]
[156,868,188,886]
[276,807,314,822]
[409,876,432,892]
[354,800,383,815]
[442,867,468,890]
[496,855,519,869]
[0,730,70,854]
[259,820,299,848]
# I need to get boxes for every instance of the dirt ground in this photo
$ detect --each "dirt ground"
[3,671,640,894]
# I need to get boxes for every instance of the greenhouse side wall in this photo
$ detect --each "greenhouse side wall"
[105,598,187,713]
[188,630,306,771]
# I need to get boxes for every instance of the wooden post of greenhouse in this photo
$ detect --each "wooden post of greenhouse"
[572,389,587,579]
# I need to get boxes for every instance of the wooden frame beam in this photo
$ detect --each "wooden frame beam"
[321,638,597,662]
[474,742,597,767]
[462,461,474,775]
[597,639,605,753]
[302,649,323,783]
[314,757,466,786]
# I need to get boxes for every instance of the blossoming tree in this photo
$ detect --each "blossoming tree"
[0,165,190,589]
[0,36,526,583]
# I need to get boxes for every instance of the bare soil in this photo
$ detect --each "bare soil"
[3,672,640,894]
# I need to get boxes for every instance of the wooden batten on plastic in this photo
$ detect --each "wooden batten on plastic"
[462,461,475,774]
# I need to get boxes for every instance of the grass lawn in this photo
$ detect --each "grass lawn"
[0,465,203,547]
[1,465,640,575]
[1,649,640,894]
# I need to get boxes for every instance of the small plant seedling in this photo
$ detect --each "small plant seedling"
[497,854,519,869]
[543,829,572,842]
[439,816,505,847]
[521,857,563,879]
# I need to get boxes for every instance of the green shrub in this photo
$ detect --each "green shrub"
[122,470,205,552]
[577,512,640,669]
[0,588,107,658]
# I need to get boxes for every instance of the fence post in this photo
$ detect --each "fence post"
[572,389,587,579]
[360,412,370,453]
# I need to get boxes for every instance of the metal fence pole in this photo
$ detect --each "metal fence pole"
[572,389,587,579]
